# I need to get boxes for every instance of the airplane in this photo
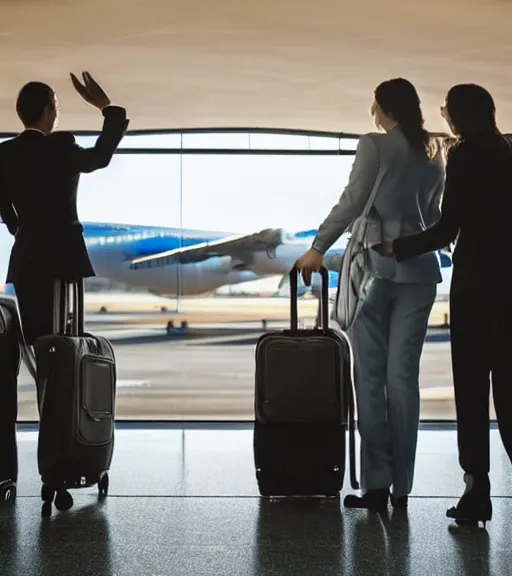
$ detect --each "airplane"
[0,221,452,300]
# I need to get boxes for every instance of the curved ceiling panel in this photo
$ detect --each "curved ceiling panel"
[0,0,510,133]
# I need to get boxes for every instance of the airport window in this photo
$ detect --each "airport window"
[339,137,359,151]
[0,129,458,422]
[74,133,183,150]
[73,135,101,148]
[181,132,250,149]
[248,133,311,150]
[308,136,342,150]
[119,133,183,149]
[77,154,182,228]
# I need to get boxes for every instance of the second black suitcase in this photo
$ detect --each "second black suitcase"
[254,266,358,497]
[34,280,117,517]
[0,295,22,503]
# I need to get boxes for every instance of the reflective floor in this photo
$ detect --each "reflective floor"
[1,424,511,576]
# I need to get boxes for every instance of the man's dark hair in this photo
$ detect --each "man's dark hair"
[16,81,55,126]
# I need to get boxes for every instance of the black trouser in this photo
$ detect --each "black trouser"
[450,267,512,477]
[13,278,54,346]
[0,279,54,482]
[0,310,20,483]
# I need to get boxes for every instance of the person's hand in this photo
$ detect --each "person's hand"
[70,71,111,110]
[371,240,394,257]
[295,248,323,286]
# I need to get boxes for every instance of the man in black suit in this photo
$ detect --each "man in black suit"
[0,71,129,345]
[0,72,128,498]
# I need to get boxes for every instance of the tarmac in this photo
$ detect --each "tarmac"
[16,294,495,421]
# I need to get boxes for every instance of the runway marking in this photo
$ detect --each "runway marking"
[420,386,454,400]
[117,379,150,388]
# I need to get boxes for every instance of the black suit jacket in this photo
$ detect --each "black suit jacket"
[0,105,129,283]
[393,135,512,274]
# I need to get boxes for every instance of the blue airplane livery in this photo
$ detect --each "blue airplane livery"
[0,221,452,298]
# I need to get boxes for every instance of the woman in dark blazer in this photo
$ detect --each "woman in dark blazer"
[374,84,512,527]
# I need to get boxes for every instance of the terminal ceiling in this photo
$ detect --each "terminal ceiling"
[0,0,510,135]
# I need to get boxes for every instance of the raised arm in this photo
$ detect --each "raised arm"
[68,71,129,173]
[312,135,379,254]
[70,105,129,173]
[393,146,463,261]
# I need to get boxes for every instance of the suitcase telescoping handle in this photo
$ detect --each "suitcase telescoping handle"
[52,279,85,337]
[289,265,329,330]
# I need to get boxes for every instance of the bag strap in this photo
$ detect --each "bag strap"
[350,137,382,244]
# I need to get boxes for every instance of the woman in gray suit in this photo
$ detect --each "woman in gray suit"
[296,78,444,510]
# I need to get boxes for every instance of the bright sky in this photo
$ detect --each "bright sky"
[74,139,355,233]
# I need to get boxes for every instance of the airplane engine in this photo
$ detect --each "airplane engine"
[168,256,259,295]
[277,269,338,299]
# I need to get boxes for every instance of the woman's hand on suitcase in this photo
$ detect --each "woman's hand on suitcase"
[295,248,324,286]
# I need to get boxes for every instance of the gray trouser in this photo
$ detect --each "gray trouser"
[347,279,436,496]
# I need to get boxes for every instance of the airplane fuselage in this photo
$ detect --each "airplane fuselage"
[0,221,451,299]
[84,223,308,296]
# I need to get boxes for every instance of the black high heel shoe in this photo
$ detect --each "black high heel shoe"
[390,495,408,509]
[344,489,389,510]
[446,474,492,528]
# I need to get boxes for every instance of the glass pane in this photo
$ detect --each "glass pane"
[340,137,359,151]
[249,133,310,150]
[73,135,100,147]
[120,133,182,149]
[174,153,447,421]
[308,136,340,150]
[0,140,458,423]
[182,132,250,149]
[8,153,182,421]
[74,133,182,149]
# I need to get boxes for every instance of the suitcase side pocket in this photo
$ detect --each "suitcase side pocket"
[79,355,115,446]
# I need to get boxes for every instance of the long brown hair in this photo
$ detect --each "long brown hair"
[375,78,435,158]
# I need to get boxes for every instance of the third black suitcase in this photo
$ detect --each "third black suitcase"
[35,280,117,517]
[254,266,358,497]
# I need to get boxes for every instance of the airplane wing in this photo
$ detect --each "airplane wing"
[128,228,285,270]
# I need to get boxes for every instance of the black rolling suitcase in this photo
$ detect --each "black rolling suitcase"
[0,295,22,503]
[34,280,116,517]
[254,266,358,497]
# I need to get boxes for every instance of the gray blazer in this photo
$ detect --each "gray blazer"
[312,126,444,284]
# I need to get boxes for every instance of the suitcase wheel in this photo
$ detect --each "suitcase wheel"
[0,481,16,505]
[54,489,73,512]
[41,485,74,517]
[98,473,109,499]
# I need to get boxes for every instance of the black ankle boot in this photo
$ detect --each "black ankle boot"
[390,495,408,509]
[344,489,389,510]
[446,474,492,527]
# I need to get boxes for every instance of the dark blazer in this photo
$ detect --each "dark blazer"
[393,135,512,273]
[0,105,129,283]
